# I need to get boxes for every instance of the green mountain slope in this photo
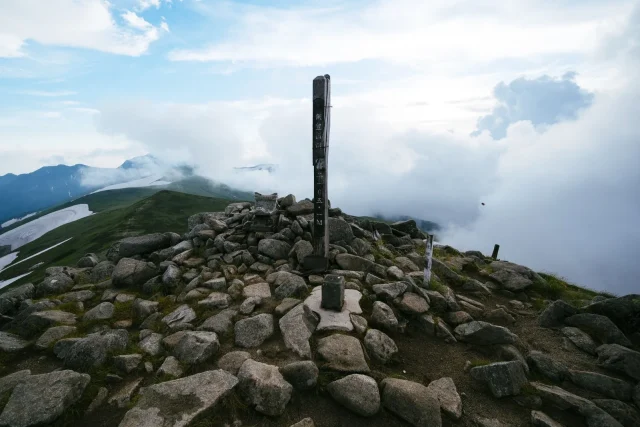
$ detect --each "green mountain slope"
[163,176,254,200]
[0,190,233,288]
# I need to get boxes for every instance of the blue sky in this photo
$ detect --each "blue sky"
[1,0,639,294]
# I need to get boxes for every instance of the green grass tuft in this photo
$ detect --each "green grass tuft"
[534,272,615,303]
[469,359,491,368]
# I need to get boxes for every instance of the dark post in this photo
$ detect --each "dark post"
[304,74,331,273]
[491,244,500,260]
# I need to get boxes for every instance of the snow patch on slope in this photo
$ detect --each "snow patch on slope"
[0,252,18,272]
[0,238,73,274]
[92,174,172,193]
[0,205,92,251]
[1,212,37,229]
[0,272,32,290]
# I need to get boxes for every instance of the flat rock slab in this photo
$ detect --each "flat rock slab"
[327,374,380,417]
[119,370,238,427]
[426,377,462,420]
[279,304,318,359]
[381,378,442,427]
[561,327,597,355]
[0,331,30,352]
[565,313,632,348]
[470,361,528,398]
[0,370,90,427]
[596,343,640,381]
[304,286,362,332]
[454,321,518,345]
[238,359,293,416]
[316,334,370,373]
[568,370,634,401]
[243,283,272,299]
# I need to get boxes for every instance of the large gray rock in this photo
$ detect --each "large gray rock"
[161,304,196,328]
[258,238,292,260]
[364,329,398,364]
[35,326,77,350]
[396,292,429,315]
[0,370,90,427]
[119,370,238,427]
[568,370,634,401]
[280,361,319,391]
[531,382,624,427]
[381,378,442,427]
[237,359,293,416]
[488,260,546,291]
[327,374,380,417]
[565,313,632,347]
[268,271,309,299]
[162,265,182,289]
[328,218,355,243]
[289,240,313,264]
[470,361,528,398]
[91,261,115,283]
[198,292,232,309]
[217,351,251,376]
[0,331,30,352]
[234,313,274,348]
[0,370,31,396]
[426,377,462,420]
[454,321,518,345]
[37,273,74,296]
[114,354,143,374]
[118,233,171,258]
[593,399,640,427]
[562,326,598,355]
[335,253,386,277]
[596,344,640,381]
[0,283,35,315]
[132,298,158,321]
[584,294,640,334]
[61,329,129,371]
[77,253,99,268]
[112,258,158,288]
[526,351,569,382]
[198,309,237,336]
[538,300,579,328]
[316,333,369,373]
[371,301,398,331]
[372,282,408,300]
[287,199,314,216]
[279,304,318,359]
[22,308,77,333]
[139,332,163,356]
[172,331,220,365]
[83,302,114,322]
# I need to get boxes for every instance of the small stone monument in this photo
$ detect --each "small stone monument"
[321,274,344,311]
[251,192,278,232]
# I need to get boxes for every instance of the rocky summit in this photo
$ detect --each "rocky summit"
[0,195,639,427]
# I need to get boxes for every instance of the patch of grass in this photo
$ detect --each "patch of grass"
[113,301,134,322]
[534,272,614,303]
[429,278,447,295]
[52,301,84,315]
[157,296,181,316]
[531,298,547,312]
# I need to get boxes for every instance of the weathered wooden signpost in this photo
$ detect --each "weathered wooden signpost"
[303,74,331,273]
[424,234,434,286]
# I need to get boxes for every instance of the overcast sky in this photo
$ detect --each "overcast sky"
[1,0,639,295]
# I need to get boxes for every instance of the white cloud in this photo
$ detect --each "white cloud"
[121,11,153,31]
[14,90,77,97]
[137,0,161,12]
[170,0,631,68]
[0,0,163,58]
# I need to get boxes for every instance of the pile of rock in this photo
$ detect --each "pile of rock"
[0,193,638,427]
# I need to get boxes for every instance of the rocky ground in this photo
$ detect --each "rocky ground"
[0,195,639,427]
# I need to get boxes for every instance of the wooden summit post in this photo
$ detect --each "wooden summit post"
[303,74,331,273]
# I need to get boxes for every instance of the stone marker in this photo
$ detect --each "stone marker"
[321,274,344,311]
[252,192,278,232]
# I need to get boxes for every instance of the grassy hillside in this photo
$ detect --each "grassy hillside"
[164,176,254,200]
[0,177,253,237]
[0,188,160,236]
[0,190,232,288]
